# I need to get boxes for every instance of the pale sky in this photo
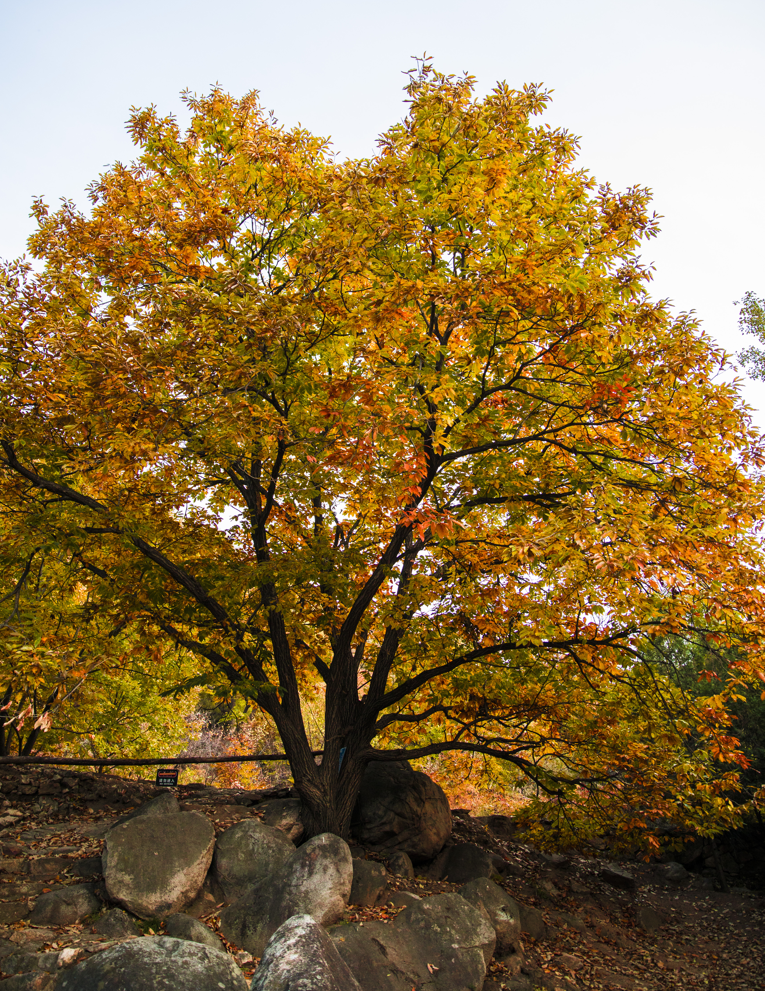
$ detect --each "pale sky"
[2,0,764,420]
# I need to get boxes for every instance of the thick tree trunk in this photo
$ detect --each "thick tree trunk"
[275,703,371,839]
[710,836,730,894]
[291,750,368,839]
[264,639,378,838]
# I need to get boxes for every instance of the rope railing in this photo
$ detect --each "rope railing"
[0,752,322,768]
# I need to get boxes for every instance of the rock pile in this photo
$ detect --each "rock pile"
[0,760,762,991]
[0,761,529,991]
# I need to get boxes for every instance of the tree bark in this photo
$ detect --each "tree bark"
[710,836,730,894]
[294,751,367,839]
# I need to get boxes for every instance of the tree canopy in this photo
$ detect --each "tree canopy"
[1,63,764,841]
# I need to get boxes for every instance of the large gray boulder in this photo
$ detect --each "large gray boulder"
[458,878,522,958]
[103,812,215,919]
[477,814,518,842]
[330,922,413,991]
[429,843,495,884]
[386,850,414,879]
[218,833,352,957]
[255,798,306,844]
[213,819,295,901]
[119,791,180,823]
[351,762,451,862]
[54,936,247,991]
[252,915,363,991]
[599,864,636,891]
[331,892,495,991]
[183,869,226,919]
[518,901,546,940]
[92,907,142,938]
[664,861,691,885]
[29,884,100,927]
[350,859,387,907]
[164,913,224,951]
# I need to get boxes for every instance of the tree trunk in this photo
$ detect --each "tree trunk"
[288,746,368,839]
[710,836,730,893]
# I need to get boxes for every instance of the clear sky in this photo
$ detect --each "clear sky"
[2,0,764,419]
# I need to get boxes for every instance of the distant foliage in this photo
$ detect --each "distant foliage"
[0,539,199,761]
[646,634,765,807]
[737,291,765,379]
[416,751,527,817]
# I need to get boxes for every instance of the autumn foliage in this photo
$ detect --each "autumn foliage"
[1,63,764,841]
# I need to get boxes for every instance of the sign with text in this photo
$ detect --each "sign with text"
[156,768,179,787]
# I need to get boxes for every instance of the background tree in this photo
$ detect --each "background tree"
[0,521,199,762]
[1,63,764,838]
[647,633,765,815]
[737,291,765,379]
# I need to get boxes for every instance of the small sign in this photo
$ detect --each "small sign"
[156,768,178,787]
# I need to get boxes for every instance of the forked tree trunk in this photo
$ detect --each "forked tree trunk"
[269,657,378,839]
[288,747,368,839]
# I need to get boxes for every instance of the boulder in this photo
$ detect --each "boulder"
[29,884,100,927]
[56,950,84,971]
[351,762,451,862]
[478,814,519,842]
[386,850,414,879]
[118,791,180,824]
[256,798,306,844]
[541,853,570,870]
[103,812,215,919]
[0,903,30,926]
[182,868,227,919]
[636,903,663,934]
[164,913,224,950]
[0,975,54,991]
[54,936,247,991]
[548,910,586,934]
[2,951,49,979]
[664,861,690,884]
[394,892,495,969]
[92,907,141,938]
[599,864,637,891]
[672,837,705,867]
[518,902,546,941]
[218,833,352,957]
[252,915,363,991]
[330,922,413,991]
[350,859,387,907]
[552,952,584,974]
[458,878,522,958]
[213,819,295,901]
[332,892,495,991]
[431,843,495,884]
[68,856,103,879]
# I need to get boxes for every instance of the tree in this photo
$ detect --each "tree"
[737,291,765,378]
[1,63,764,839]
[646,633,765,811]
[0,529,199,761]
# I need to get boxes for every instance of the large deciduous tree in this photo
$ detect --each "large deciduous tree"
[2,64,764,840]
